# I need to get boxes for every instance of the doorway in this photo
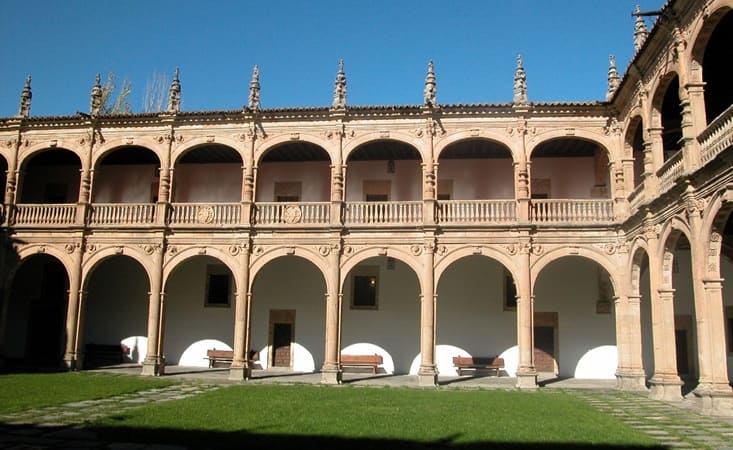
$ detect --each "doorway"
[269,310,295,368]
[534,312,558,374]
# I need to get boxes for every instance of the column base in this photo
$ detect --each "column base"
[418,365,438,387]
[321,367,343,385]
[141,358,165,376]
[648,375,683,401]
[515,370,538,389]
[228,362,252,381]
[692,383,733,416]
[63,352,82,371]
[615,370,647,392]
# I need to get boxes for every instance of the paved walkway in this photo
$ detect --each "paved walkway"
[1,367,732,449]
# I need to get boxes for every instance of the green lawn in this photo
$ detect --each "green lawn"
[0,372,173,414]
[92,385,660,449]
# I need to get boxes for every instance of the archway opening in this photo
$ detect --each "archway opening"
[256,142,330,202]
[3,254,68,367]
[659,75,683,161]
[530,138,610,199]
[0,156,7,205]
[436,255,517,376]
[668,234,698,385]
[93,146,160,203]
[702,11,733,124]
[625,117,645,189]
[438,139,514,200]
[173,145,242,202]
[18,149,81,203]
[633,250,654,379]
[163,255,236,366]
[342,256,420,374]
[250,255,326,373]
[346,141,422,202]
[82,255,150,367]
[721,211,733,381]
[534,256,617,379]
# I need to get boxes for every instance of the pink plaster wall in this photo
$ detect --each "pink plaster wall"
[345,161,422,201]
[94,165,158,203]
[438,159,514,199]
[531,157,602,198]
[173,163,242,202]
[255,161,330,202]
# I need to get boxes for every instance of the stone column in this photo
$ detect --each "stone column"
[418,240,438,386]
[321,243,343,384]
[63,245,83,370]
[514,161,530,223]
[230,242,252,380]
[644,127,663,197]
[142,246,165,376]
[240,131,256,224]
[649,284,683,401]
[157,137,172,226]
[680,82,705,172]
[515,240,537,389]
[330,165,344,226]
[614,294,647,391]
[3,143,18,226]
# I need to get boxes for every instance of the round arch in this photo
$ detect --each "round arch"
[254,134,334,167]
[163,247,240,292]
[81,246,155,291]
[172,137,245,167]
[527,131,614,161]
[688,1,733,72]
[628,238,651,297]
[701,189,733,278]
[93,138,165,169]
[340,247,422,293]
[250,246,330,293]
[17,145,83,171]
[649,69,682,123]
[531,246,619,295]
[658,215,694,289]
[15,245,74,278]
[434,132,517,162]
[343,132,426,164]
[435,246,519,294]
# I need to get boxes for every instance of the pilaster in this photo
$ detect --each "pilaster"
[229,241,252,381]
[515,233,537,389]
[417,237,438,387]
[321,240,343,384]
[142,245,165,376]
[63,244,84,370]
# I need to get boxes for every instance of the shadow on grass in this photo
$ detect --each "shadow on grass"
[0,423,665,450]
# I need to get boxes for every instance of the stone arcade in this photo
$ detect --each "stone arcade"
[1,0,732,416]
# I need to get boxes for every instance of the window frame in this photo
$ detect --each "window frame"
[204,265,232,308]
[350,265,380,310]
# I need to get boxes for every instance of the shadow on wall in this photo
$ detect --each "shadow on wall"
[256,343,316,372]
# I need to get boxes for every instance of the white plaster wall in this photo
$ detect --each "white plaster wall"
[341,257,421,374]
[93,165,158,203]
[345,161,422,201]
[19,166,80,203]
[534,257,617,379]
[437,159,514,199]
[530,157,598,198]
[4,258,45,357]
[250,256,326,372]
[173,163,241,202]
[436,256,517,376]
[163,256,236,365]
[83,256,149,363]
[255,161,330,202]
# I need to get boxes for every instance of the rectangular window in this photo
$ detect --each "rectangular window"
[531,178,551,199]
[274,182,302,202]
[205,266,231,307]
[438,179,452,200]
[363,180,390,202]
[351,266,379,310]
[503,270,517,311]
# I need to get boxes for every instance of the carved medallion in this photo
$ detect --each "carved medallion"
[197,205,215,224]
[282,205,302,224]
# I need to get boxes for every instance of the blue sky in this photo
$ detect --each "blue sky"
[0,0,663,117]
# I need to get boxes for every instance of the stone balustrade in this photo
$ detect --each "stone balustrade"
[628,183,645,212]
[253,202,330,226]
[88,203,157,226]
[656,150,685,194]
[530,199,614,224]
[699,104,733,166]
[344,201,423,225]
[436,200,516,224]
[14,204,77,226]
[168,203,241,226]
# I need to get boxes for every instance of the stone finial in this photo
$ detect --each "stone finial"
[513,55,528,105]
[17,75,32,118]
[90,73,103,116]
[424,60,437,107]
[167,68,181,113]
[248,65,260,111]
[332,59,347,110]
[606,55,620,101]
[633,5,649,53]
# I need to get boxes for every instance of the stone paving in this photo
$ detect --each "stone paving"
[0,369,732,449]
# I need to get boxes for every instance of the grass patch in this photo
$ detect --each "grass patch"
[93,385,660,449]
[0,372,173,414]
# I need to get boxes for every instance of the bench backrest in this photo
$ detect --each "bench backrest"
[207,349,234,358]
[341,354,383,364]
[453,356,504,366]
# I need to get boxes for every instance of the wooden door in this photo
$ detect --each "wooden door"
[534,312,558,374]
[272,323,292,367]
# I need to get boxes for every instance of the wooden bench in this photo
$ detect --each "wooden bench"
[340,354,383,374]
[84,343,129,367]
[453,356,505,376]
[206,349,259,368]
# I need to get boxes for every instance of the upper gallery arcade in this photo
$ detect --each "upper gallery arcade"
[1,0,732,416]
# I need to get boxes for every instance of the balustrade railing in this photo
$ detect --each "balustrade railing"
[530,199,614,224]
[88,203,156,225]
[168,203,241,226]
[344,201,422,225]
[628,183,645,211]
[253,202,330,226]
[437,200,515,224]
[14,204,77,226]
[699,104,733,166]
[656,150,685,194]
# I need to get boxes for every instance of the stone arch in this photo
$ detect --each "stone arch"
[435,246,519,294]
[173,137,245,167]
[250,246,330,292]
[628,238,651,297]
[688,0,733,75]
[649,69,682,127]
[18,143,84,170]
[527,131,614,161]
[700,189,733,278]
[254,134,334,167]
[163,247,240,292]
[340,247,422,293]
[434,132,517,163]
[81,246,154,291]
[530,246,619,295]
[343,132,426,164]
[15,245,74,277]
[93,137,166,169]
[658,216,693,289]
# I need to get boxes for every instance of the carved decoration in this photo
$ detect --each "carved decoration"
[168,246,178,255]
[248,65,260,111]
[229,245,241,256]
[254,246,264,256]
[64,243,76,254]
[506,244,517,256]
[423,60,437,107]
[319,245,331,256]
[282,205,302,224]
[332,59,347,110]
[84,244,97,253]
[17,75,32,118]
[206,135,215,143]
[286,246,296,255]
[197,205,215,224]
[114,246,124,255]
[410,244,422,256]
[197,247,207,255]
